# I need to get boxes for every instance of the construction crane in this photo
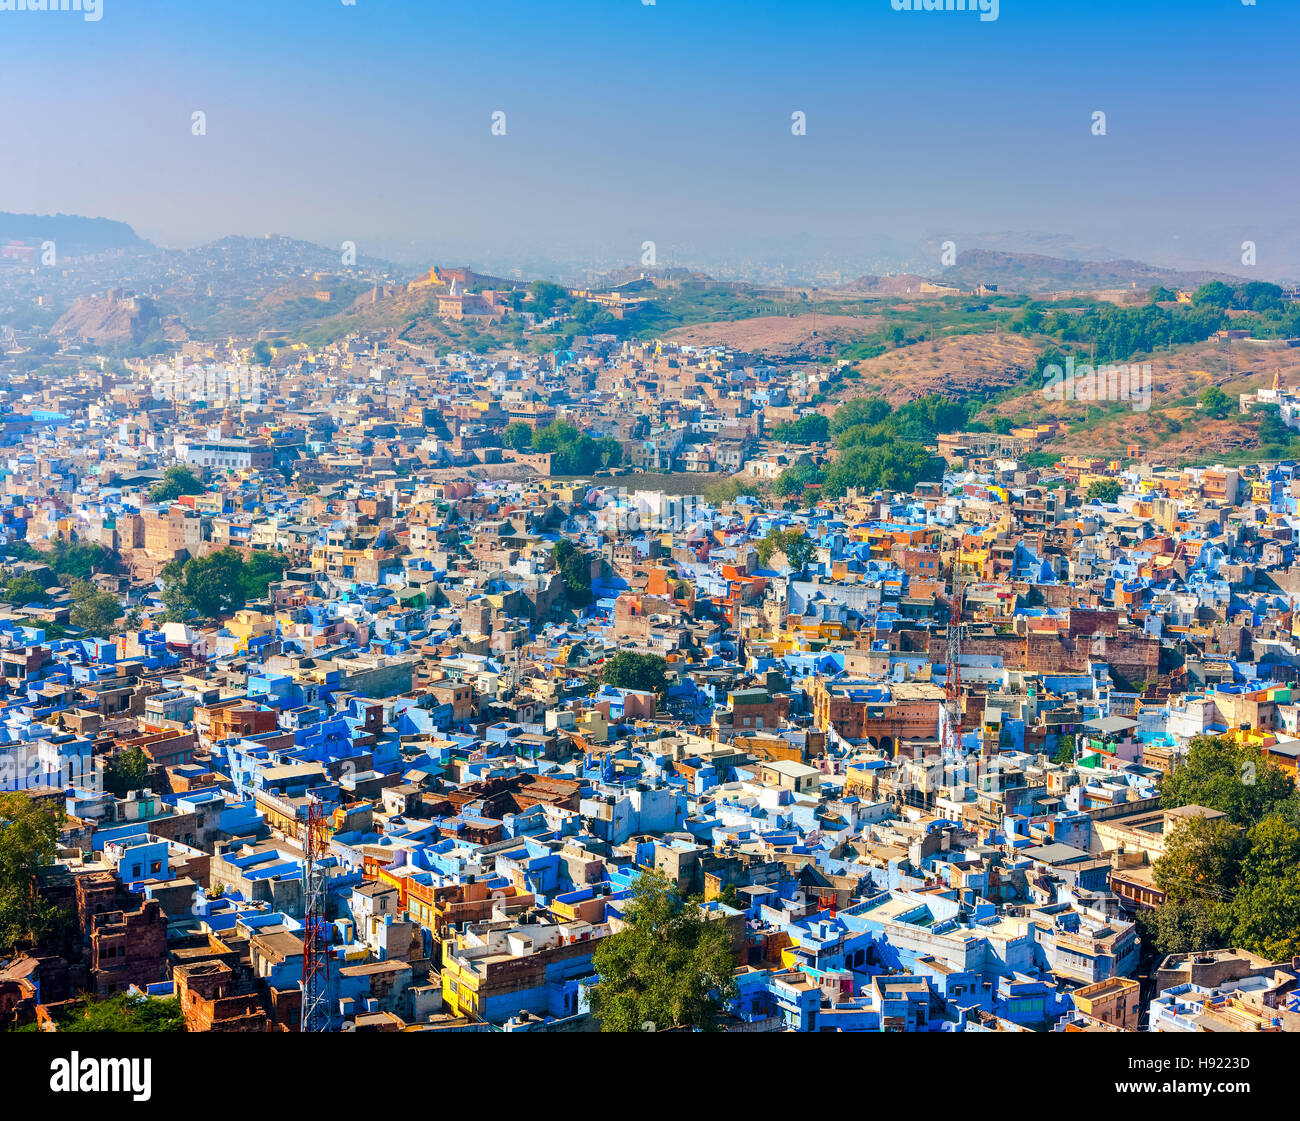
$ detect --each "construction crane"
[300,796,331,1032]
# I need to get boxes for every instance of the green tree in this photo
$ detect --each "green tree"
[531,420,612,475]
[55,540,114,580]
[590,871,739,1032]
[1235,281,1285,314]
[1238,811,1300,883]
[772,462,824,498]
[600,651,670,698]
[1198,385,1233,419]
[501,421,534,451]
[6,539,114,581]
[1,573,48,606]
[1149,739,1300,959]
[0,793,70,956]
[103,746,151,799]
[595,436,623,469]
[1192,281,1235,310]
[1160,735,1299,826]
[239,549,289,601]
[769,414,830,444]
[524,280,569,317]
[1229,870,1300,961]
[1255,403,1292,449]
[701,477,759,505]
[891,395,971,441]
[18,991,186,1033]
[160,548,248,621]
[820,442,943,498]
[1140,896,1230,956]
[250,340,273,367]
[1227,814,1300,960]
[553,538,594,608]
[1086,478,1122,503]
[836,420,896,450]
[830,396,892,435]
[69,580,122,637]
[1149,810,1300,961]
[149,465,204,504]
[1052,734,1076,765]
[771,470,801,498]
[756,527,816,572]
[1154,814,1247,903]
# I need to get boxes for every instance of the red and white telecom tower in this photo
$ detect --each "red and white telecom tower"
[943,574,965,762]
[300,796,331,1032]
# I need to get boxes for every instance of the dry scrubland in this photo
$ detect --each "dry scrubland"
[663,312,884,358]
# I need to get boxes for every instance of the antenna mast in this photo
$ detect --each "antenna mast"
[944,569,965,763]
[300,795,331,1032]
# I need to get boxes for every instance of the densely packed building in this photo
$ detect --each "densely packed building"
[2,327,1299,1034]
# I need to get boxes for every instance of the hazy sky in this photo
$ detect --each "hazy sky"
[3,0,1298,277]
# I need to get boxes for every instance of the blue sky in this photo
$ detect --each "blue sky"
[2,0,1296,277]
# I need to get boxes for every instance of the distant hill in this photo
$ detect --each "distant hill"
[164,234,399,275]
[940,249,1245,294]
[51,291,167,344]
[0,211,147,256]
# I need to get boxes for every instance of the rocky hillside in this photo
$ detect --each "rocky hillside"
[942,249,1245,295]
[51,291,166,344]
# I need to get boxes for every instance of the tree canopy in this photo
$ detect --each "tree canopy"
[832,393,972,447]
[1086,478,1122,504]
[772,462,824,498]
[528,419,622,475]
[756,527,816,572]
[1199,385,1233,419]
[1145,735,1300,959]
[553,538,594,608]
[590,871,739,1032]
[0,793,70,956]
[17,991,186,1033]
[161,548,288,621]
[69,579,122,637]
[0,572,48,606]
[600,651,670,698]
[1010,299,1229,361]
[103,746,151,799]
[1160,734,1299,826]
[821,442,944,498]
[501,420,534,451]
[701,477,760,505]
[149,465,205,504]
[768,413,830,444]
[1051,734,1076,765]
[4,539,115,581]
